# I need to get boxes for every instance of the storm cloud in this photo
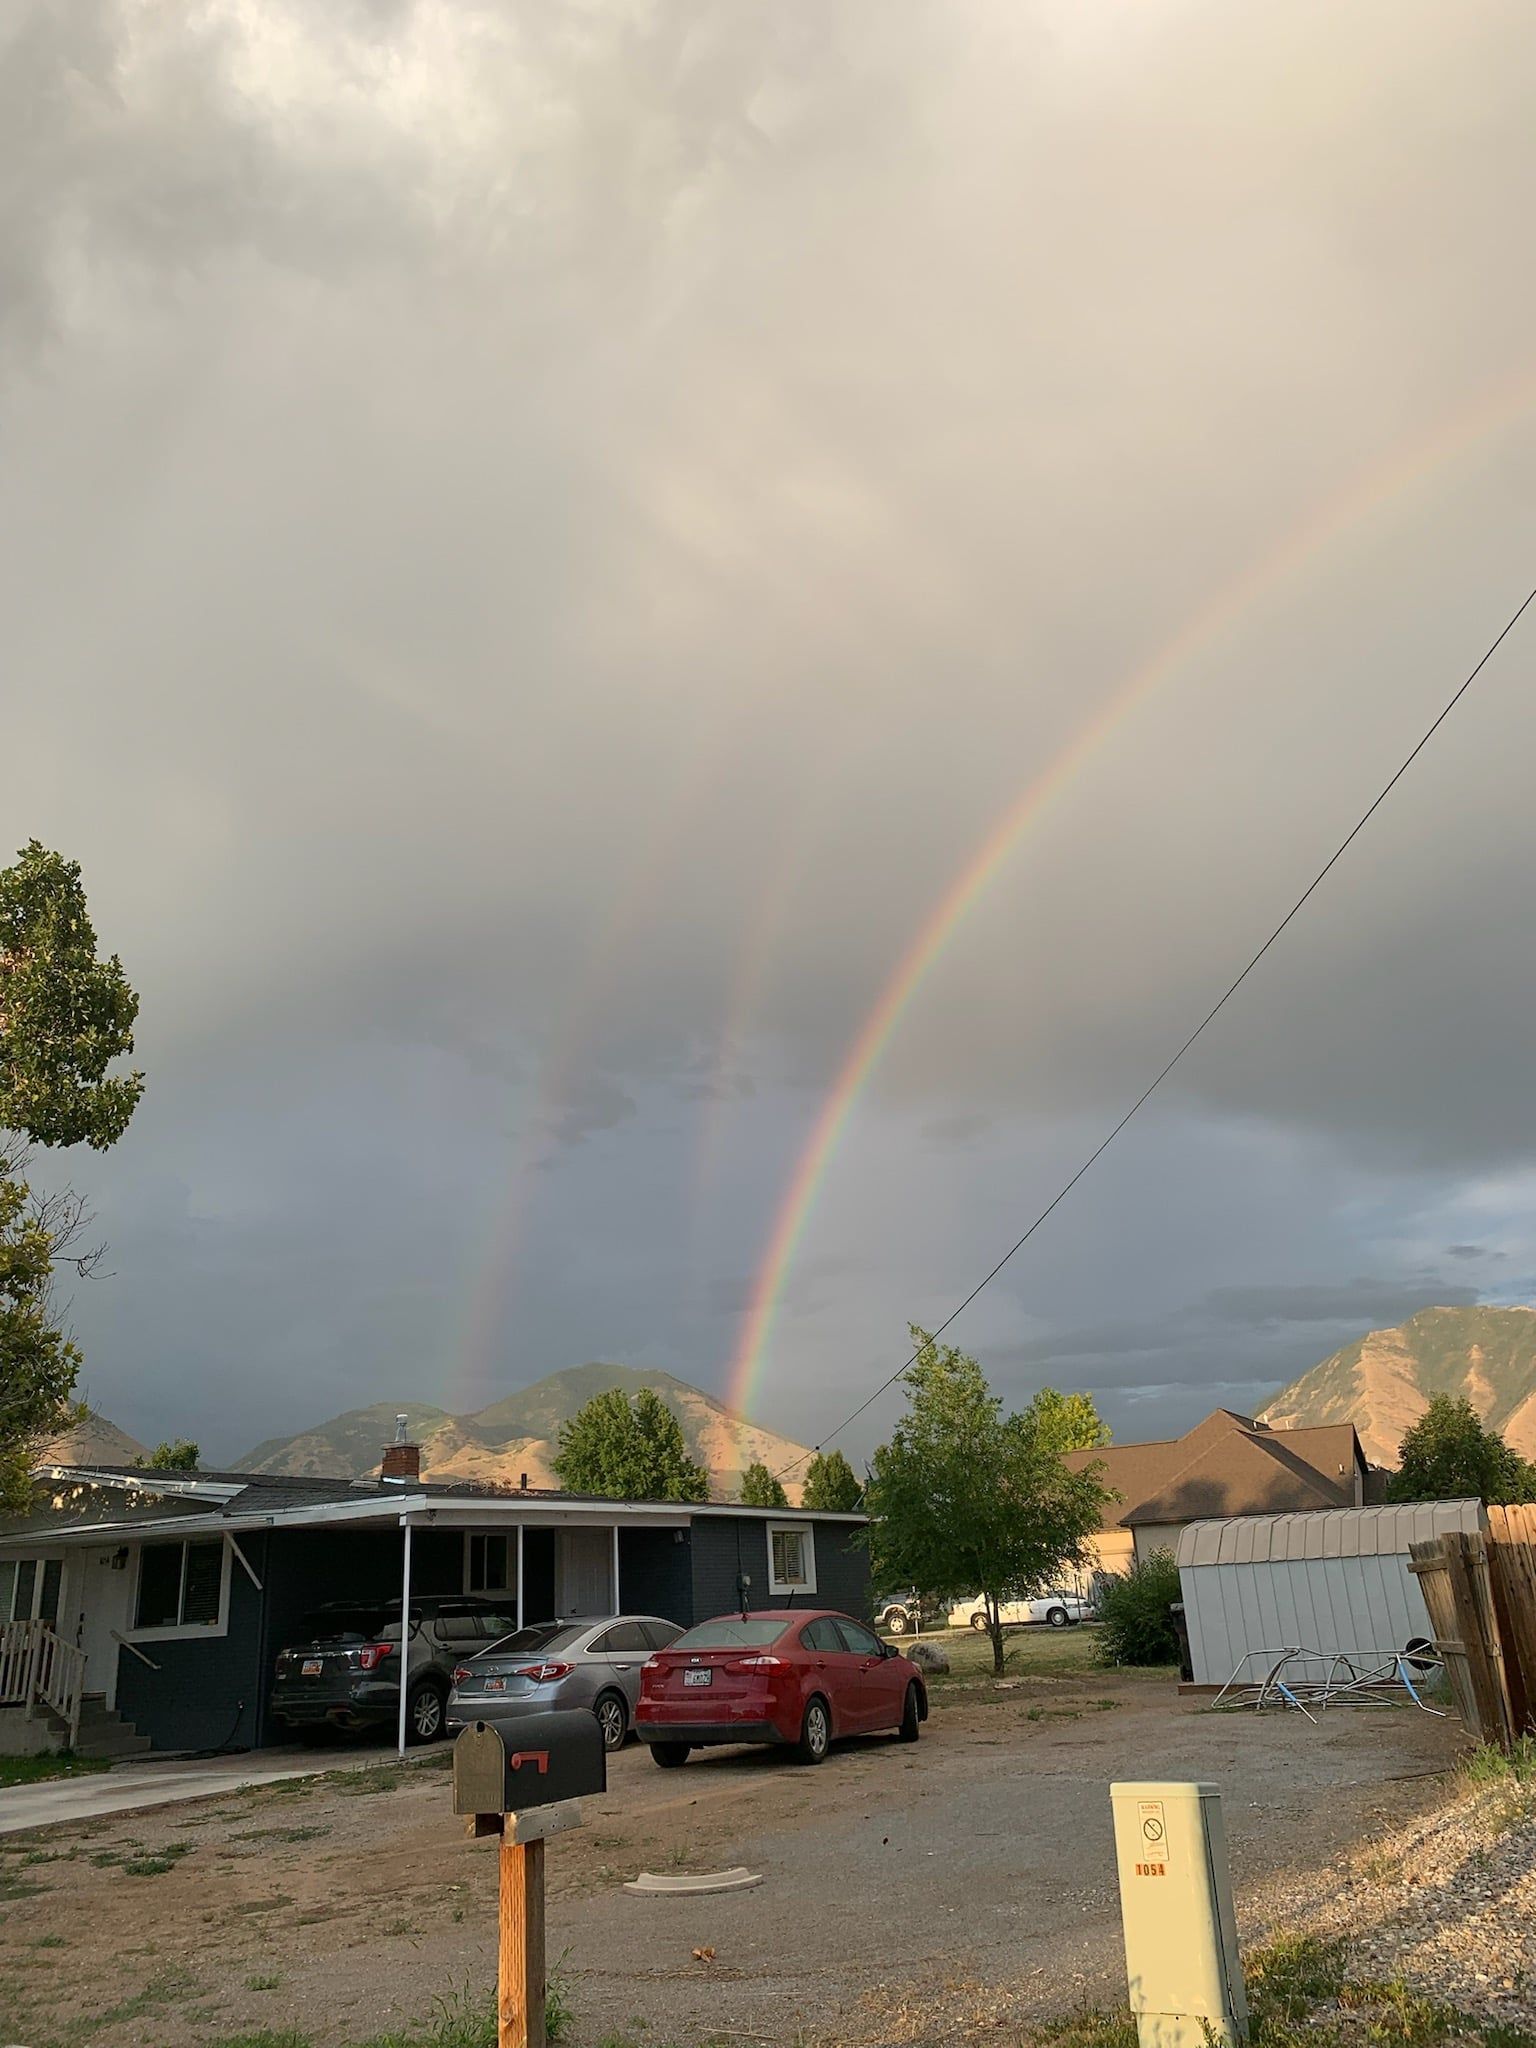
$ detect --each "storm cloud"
[9,0,1536,1458]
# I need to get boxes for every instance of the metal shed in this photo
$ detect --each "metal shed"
[1176,1500,1485,1686]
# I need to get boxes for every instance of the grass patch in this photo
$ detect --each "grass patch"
[1025,1936,1536,2048]
[0,1750,111,1788]
[1462,1736,1536,1786]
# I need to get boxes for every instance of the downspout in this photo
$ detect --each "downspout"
[516,1523,524,1631]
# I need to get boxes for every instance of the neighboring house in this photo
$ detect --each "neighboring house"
[0,1432,867,1758]
[1063,1408,1368,1576]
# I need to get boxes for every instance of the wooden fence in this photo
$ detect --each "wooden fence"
[1409,1509,1536,1750]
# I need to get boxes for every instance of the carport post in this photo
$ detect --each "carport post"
[611,1525,620,1611]
[516,1524,524,1631]
[397,1517,413,1758]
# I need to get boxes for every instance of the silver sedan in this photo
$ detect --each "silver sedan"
[447,1614,685,1751]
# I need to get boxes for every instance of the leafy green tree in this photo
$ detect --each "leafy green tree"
[865,1328,1109,1675]
[554,1387,711,1502]
[800,1447,862,1513]
[150,1440,200,1472]
[0,844,143,1512]
[1024,1387,1111,1454]
[739,1460,788,1508]
[1388,1395,1535,1506]
[1,842,143,1150]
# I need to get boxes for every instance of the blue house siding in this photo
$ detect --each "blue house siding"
[689,1517,869,1622]
[618,1527,692,1626]
[115,1533,272,1754]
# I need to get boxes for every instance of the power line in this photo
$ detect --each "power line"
[777,577,1536,1481]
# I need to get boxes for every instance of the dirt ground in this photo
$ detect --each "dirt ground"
[0,1631,1467,2048]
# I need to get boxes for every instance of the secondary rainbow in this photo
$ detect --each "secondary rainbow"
[726,369,1536,1436]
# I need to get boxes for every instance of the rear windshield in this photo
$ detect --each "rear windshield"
[482,1622,586,1656]
[669,1618,789,1651]
[301,1605,393,1642]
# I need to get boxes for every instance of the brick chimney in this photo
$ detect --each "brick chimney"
[381,1412,421,1483]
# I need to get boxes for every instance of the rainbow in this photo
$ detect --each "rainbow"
[725,369,1536,1437]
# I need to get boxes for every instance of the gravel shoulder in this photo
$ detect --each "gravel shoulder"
[0,1632,1469,2047]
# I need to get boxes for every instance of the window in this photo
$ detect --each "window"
[672,1617,789,1651]
[133,1539,227,1634]
[0,1557,59,1623]
[593,1620,648,1655]
[766,1521,817,1598]
[835,1618,882,1657]
[466,1532,511,1593]
[640,1620,683,1650]
[800,1618,842,1652]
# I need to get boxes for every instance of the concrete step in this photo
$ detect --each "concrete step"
[43,1704,152,1761]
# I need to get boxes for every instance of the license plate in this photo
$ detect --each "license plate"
[301,1659,321,1677]
[485,1678,506,1692]
[683,1668,712,1688]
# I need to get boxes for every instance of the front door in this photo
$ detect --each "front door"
[69,1553,132,1709]
[556,1531,613,1619]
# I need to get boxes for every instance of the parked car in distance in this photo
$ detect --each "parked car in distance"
[635,1609,927,1767]
[948,1589,1095,1631]
[447,1613,685,1751]
[871,1587,942,1636]
[270,1595,518,1744]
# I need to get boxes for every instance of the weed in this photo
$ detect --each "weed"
[1463,1736,1536,1785]
[247,1973,284,1991]
[0,1872,47,1900]
[32,1933,65,1949]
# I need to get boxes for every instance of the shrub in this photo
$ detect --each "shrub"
[1095,1551,1182,1666]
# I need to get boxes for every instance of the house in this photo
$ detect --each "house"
[0,1430,868,1758]
[1063,1408,1369,1577]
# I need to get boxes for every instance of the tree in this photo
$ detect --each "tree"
[553,1387,711,1502]
[739,1460,788,1508]
[865,1328,1109,1675]
[0,844,143,1511]
[1023,1387,1111,1455]
[1388,1395,1535,1506]
[801,1447,862,1513]
[149,1440,200,1472]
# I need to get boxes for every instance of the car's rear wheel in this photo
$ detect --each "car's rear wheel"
[651,1741,690,1768]
[969,1611,988,1633]
[594,1691,628,1752]
[885,1608,911,1636]
[796,1696,831,1765]
[898,1683,921,1743]
[406,1678,446,1745]
[1046,1606,1070,1629]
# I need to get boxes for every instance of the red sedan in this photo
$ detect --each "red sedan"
[635,1609,927,1766]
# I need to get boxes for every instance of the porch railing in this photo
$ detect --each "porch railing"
[0,1619,87,1747]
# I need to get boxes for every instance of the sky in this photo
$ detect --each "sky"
[8,0,1536,1465]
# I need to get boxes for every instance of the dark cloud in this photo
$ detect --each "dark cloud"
[11,0,1536,1455]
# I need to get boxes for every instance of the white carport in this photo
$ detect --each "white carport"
[1176,1500,1486,1686]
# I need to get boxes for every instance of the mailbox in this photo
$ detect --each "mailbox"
[453,1710,606,1820]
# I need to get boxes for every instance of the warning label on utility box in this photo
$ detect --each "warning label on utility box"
[1134,1799,1169,1876]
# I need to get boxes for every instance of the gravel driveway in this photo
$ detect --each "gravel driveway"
[0,1647,1465,2047]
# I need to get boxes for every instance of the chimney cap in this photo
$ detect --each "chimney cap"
[394,1412,409,1446]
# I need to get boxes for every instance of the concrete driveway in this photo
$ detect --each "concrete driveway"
[0,1741,446,1837]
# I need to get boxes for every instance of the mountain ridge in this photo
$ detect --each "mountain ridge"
[1261,1304,1536,1467]
[231,1362,813,1501]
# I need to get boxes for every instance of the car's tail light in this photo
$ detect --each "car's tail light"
[357,1642,394,1671]
[451,1665,471,1685]
[513,1662,572,1683]
[641,1658,660,1672]
[726,1655,782,1673]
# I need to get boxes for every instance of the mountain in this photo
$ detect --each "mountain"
[37,1410,150,1467]
[1260,1305,1536,1467]
[233,1363,814,1501]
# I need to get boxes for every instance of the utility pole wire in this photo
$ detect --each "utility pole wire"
[774,578,1536,1481]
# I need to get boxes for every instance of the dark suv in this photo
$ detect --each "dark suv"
[270,1595,519,1745]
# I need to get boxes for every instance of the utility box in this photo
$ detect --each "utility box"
[1110,1781,1248,2048]
[453,1712,606,1820]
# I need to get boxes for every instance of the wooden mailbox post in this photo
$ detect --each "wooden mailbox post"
[453,1712,607,2048]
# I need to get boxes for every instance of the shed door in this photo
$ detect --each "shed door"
[556,1531,613,1619]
